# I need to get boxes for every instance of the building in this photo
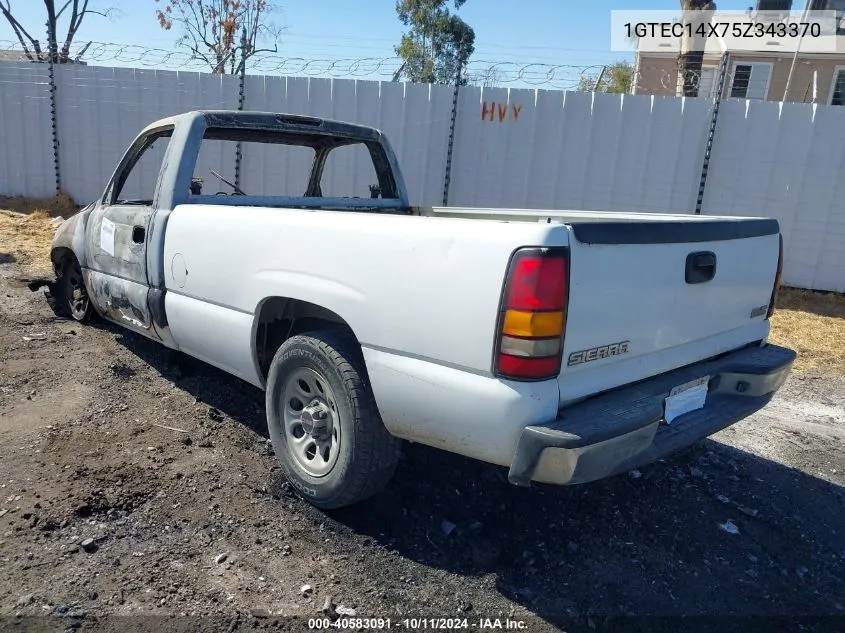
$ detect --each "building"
[633,2,845,105]
[0,48,88,65]
[0,49,28,63]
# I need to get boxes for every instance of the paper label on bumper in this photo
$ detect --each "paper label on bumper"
[664,376,709,424]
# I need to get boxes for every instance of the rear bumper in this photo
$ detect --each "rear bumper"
[508,343,796,486]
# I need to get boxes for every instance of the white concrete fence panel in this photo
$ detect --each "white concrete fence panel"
[0,61,843,292]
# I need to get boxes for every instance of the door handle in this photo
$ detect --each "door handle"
[132,226,145,243]
[685,251,717,284]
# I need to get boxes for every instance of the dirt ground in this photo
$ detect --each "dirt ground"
[0,213,844,632]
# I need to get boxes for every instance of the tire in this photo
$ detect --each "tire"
[56,256,95,323]
[265,329,400,509]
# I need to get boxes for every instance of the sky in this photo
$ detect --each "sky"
[0,0,757,85]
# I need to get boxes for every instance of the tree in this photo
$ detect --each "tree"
[394,0,475,84]
[577,61,634,94]
[0,0,116,63]
[155,0,282,74]
[678,0,717,97]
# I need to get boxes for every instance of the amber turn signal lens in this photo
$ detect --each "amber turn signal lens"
[502,310,564,338]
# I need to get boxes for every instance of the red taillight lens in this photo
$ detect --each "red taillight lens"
[495,248,569,381]
[506,256,567,311]
[497,355,561,380]
[767,234,784,319]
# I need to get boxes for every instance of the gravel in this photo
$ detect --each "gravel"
[0,258,843,632]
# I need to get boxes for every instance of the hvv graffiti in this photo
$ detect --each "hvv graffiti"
[481,101,523,122]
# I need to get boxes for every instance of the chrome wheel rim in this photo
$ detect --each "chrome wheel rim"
[64,261,88,320]
[281,368,341,477]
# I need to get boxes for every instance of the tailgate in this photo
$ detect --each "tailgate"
[558,218,781,404]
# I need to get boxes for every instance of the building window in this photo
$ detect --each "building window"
[830,67,845,106]
[729,63,772,100]
[810,0,845,33]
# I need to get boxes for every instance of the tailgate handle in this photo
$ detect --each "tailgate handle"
[686,251,717,284]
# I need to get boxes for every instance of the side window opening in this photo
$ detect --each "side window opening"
[113,130,172,205]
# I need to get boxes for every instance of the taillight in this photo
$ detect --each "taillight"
[494,248,568,381]
[767,234,784,319]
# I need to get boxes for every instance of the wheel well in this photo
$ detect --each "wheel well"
[254,298,357,382]
[50,247,75,275]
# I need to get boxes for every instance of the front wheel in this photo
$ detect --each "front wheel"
[265,330,400,509]
[56,257,94,323]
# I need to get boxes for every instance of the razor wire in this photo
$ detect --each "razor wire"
[0,39,608,88]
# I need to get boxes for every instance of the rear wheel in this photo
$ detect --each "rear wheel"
[57,257,94,323]
[265,329,400,509]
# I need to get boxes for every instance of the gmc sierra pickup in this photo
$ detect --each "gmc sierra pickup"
[50,110,795,509]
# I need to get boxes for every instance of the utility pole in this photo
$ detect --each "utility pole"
[783,0,813,101]
[593,66,607,92]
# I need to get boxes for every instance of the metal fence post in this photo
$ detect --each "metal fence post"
[442,63,463,207]
[694,51,729,215]
[234,27,247,189]
[46,21,61,194]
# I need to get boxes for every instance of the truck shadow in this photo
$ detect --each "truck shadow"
[106,323,269,438]
[108,323,844,628]
[334,439,844,626]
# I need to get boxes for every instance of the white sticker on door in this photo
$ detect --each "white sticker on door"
[100,218,116,256]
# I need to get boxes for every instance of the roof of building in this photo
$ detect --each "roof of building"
[0,48,88,65]
[0,49,30,62]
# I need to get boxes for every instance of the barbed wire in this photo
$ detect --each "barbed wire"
[0,39,607,89]
[2,39,822,100]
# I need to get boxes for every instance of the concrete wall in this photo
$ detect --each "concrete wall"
[1,61,845,292]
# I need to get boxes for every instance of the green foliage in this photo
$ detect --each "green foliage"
[577,61,634,94]
[394,0,475,84]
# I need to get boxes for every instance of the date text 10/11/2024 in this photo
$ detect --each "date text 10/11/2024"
[308,618,529,630]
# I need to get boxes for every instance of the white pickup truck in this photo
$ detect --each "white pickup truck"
[50,111,795,509]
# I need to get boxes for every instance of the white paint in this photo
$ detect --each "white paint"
[428,206,775,404]
[161,199,779,464]
[99,217,115,256]
[162,203,571,375]
[171,253,187,288]
[165,291,261,386]
[361,346,559,465]
[2,62,845,291]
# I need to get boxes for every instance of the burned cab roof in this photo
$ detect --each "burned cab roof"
[140,110,384,143]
